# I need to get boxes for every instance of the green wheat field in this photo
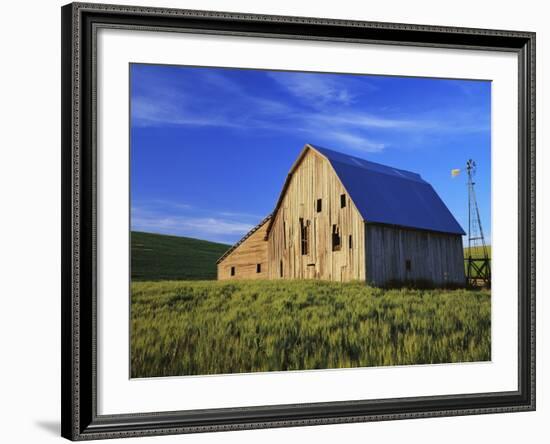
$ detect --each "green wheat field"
[131,279,491,378]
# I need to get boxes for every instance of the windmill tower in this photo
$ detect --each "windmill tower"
[464,159,491,287]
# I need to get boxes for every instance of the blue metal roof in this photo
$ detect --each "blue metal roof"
[311,145,465,235]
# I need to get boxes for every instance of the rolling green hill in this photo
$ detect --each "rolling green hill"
[131,231,231,281]
[464,245,492,259]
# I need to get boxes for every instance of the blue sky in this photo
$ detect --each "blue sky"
[130,64,491,246]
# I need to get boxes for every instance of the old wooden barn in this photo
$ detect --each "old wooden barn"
[217,144,465,286]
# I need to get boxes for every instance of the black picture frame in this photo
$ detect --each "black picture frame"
[61,2,536,440]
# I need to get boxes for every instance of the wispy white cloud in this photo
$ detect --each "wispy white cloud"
[218,210,265,220]
[147,199,193,210]
[132,70,489,154]
[250,97,293,116]
[200,70,243,93]
[132,214,253,236]
[312,112,427,130]
[267,72,361,106]
[132,95,241,129]
[131,202,260,243]
[302,108,489,137]
[321,131,386,153]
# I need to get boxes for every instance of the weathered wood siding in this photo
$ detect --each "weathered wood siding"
[365,224,465,286]
[217,220,269,280]
[267,150,365,282]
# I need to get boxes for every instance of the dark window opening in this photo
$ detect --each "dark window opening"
[230,266,235,276]
[405,259,412,271]
[340,194,346,208]
[316,198,322,213]
[332,224,341,251]
[256,263,261,273]
[349,234,353,249]
[280,260,283,278]
[300,218,310,256]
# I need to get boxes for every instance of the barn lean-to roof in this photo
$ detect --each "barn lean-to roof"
[216,214,272,265]
[265,144,465,237]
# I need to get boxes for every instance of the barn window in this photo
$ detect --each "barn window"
[405,260,412,271]
[340,194,346,208]
[349,234,353,249]
[280,260,283,278]
[300,218,310,256]
[256,264,261,273]
[316,198,322,213]
[230,266,235,276]
[332,224,341,251]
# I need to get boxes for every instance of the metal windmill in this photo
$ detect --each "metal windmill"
[452,160,491,286]
[461,160,491,286]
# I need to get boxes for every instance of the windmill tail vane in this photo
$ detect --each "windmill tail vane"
[451,168,461,178]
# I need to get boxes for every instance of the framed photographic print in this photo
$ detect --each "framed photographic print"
[61,2,536,440]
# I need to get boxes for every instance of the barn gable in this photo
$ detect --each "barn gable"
[264,145,363,240]
[216,215,271,280]
[265,147,366,281]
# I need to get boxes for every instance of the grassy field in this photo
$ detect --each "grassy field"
[131,280,491,378]
[131,231,230,281]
